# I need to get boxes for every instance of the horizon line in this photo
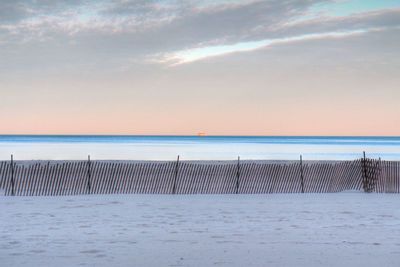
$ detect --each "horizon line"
[0,134,400,138]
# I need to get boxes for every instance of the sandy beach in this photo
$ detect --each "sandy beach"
[1,193,400,266]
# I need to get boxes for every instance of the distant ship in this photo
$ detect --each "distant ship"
[198,133,207,136]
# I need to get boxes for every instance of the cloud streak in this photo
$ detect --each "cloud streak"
[157,29,371,65]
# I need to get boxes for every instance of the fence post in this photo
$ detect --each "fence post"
[87,155,91,194]
[236,156,240,194]
[300,155,304,193]
[378,157,382,192]
[362,151,371,193]
[172,155,180,194]
[10,154,15,196]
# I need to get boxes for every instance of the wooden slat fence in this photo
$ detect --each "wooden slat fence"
[303,160,363,193]
[376,160,400,193]
[362,158,381,193]
[0,159,398,196]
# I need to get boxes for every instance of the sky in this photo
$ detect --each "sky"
[0,0,399,136]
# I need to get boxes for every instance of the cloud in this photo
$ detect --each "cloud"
[0,0,319,42]
[157,29,368,65]
[0,0,87,24]
[0,0,399,74]
[152,7,400,65]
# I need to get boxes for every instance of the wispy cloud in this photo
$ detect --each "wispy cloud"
[155,29,368,65]
[1,1,399,71]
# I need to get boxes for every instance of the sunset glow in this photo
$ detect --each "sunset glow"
[1,0,399,135]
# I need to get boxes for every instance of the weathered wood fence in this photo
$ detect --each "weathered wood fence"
[0,158,398,196]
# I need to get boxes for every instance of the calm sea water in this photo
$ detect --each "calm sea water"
[0,135,399,161]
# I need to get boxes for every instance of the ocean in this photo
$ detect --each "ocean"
[0,135,399,161]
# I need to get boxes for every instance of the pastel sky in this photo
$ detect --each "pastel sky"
[1,0,399,136]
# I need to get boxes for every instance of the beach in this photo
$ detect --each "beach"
[1,193,399,266]
[2,0,399,266]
